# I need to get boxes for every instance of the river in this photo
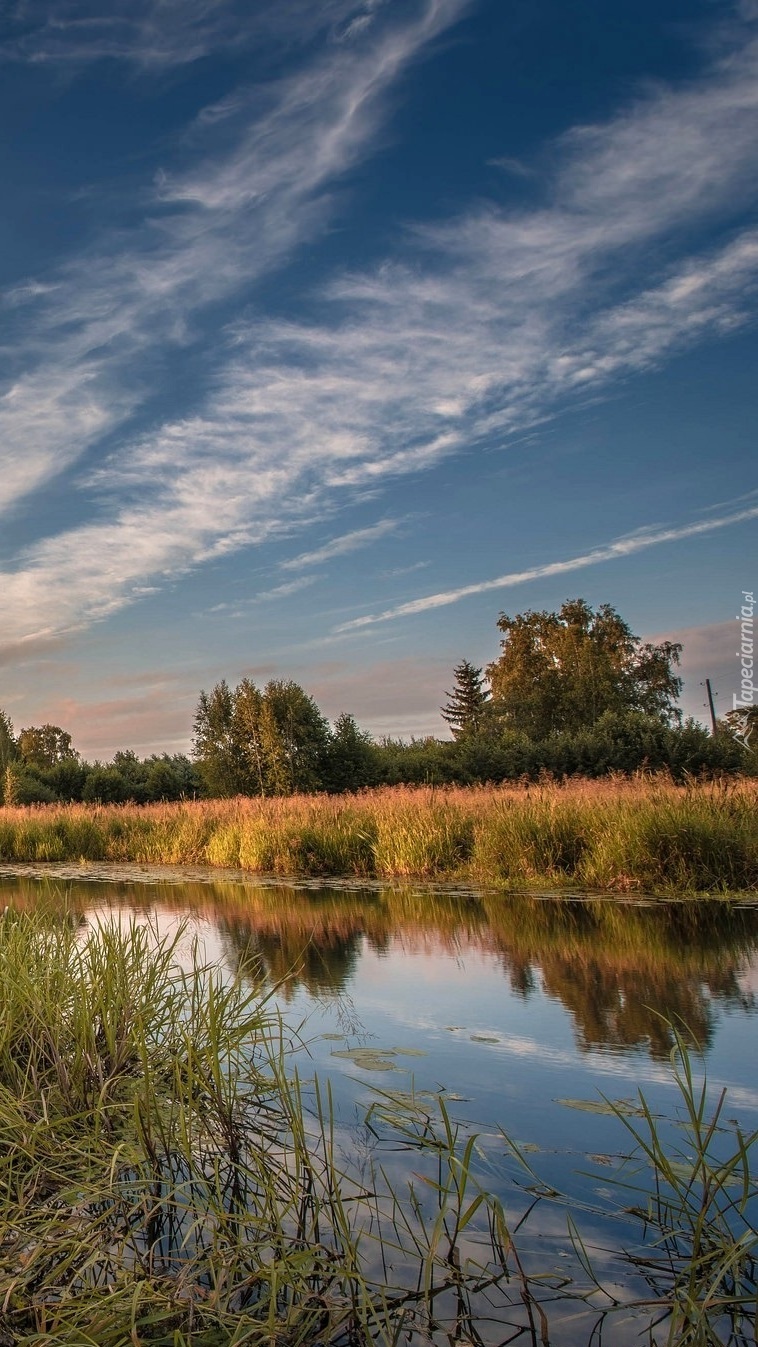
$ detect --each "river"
[2,862,757,1343]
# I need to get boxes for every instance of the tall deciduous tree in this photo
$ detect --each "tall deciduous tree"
[193,680,243,797]
[441,660,491,739]
[261,680,330,795]
[0,710,18,805]
[17,724,78,768]
[487,599,682,740]
[0,711,16,772]
[193,678,330,796]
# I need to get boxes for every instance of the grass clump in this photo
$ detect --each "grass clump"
[472,795,587,885]
[551,1029,758,1347]
[0,905,533,1345]
[0,906,755,1343]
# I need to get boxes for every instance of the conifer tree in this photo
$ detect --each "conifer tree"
[441,660,491,739]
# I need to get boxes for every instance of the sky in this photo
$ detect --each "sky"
[0,0,756,759]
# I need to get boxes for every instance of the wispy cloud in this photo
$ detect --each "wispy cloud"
[0,0,394,69]
[1,11,757,651]
[0,0,470,520]
[255,575,318,602]
[281,519,401,570]
[334,505,758,631]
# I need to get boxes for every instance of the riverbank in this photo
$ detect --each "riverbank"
[1,777,756,894]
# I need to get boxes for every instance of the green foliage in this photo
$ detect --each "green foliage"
[323,711,381,791]
[488,598,683,739]
[17,722,79,767]
[262,678,330,793]
[192,678,241,796]
[82,765,131,804]
[0,710,17,782]
[11,769,59,805]
[441,658,491,739]
[193,677,331,796]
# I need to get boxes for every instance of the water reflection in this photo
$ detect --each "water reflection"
[2,872,756,1058]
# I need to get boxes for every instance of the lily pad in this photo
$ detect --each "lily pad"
[331,1048,399,1072]
[470,1034,500,1044]
[390,1047,427,1057]
[321,1033,345,1041]
[556,1098,646,1117]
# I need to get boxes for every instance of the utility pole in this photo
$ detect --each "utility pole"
[704,678,718,736]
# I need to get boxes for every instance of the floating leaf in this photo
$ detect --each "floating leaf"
[666,1159,741,1188]
[331,1048,398,1072]
[390,1047,427,1057]
[321,1033,345,1041]
[556,1098,645,1117]
[470,1034,499,1044]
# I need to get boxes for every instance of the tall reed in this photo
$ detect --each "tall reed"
[0,906,754,1344]
[0,905,537,1344]
[0,776,756,892]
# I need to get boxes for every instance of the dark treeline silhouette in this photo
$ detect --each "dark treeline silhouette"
[0,599,753,803]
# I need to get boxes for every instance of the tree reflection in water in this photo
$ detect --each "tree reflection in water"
[2,875,757,1059]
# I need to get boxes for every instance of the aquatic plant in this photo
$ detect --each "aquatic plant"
[0,906,755,1344]
[0,905,541,1345]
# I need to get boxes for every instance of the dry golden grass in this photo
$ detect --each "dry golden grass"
[0,775,756,893]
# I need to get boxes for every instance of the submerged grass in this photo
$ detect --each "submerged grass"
[0,776,756,893]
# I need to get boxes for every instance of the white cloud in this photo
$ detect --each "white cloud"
[334,505,758,631]
[1,12,758,650]
[255,575,318,602]
[0,0,400,69]
[0,0,471,521]
[280,519,401,570]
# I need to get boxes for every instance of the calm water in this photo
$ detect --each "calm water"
[2,863,757,1342]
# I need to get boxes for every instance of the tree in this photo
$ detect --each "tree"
[323,713,379,792]
[0,711,18,804]
[487,599,682,740]
[232,679,268,796]
[260,680,330,795]
[0,710,16,772]
[441,660,491,739]
[193,681,243,797]
[192,677,330,797]
[17,723,78,769]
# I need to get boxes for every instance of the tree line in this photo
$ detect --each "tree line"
[1,599,753,804]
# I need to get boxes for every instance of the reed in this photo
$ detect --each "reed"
[0,904,525,1345]
[0,906,755,1345]
[0,776,756,893]
[553,1028,758,1346]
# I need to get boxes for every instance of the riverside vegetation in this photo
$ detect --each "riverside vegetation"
[0,778,756,894]
[1,600,755,808]
[0,903,755,1346]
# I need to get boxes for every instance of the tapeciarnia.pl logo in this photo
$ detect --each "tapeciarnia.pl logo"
[733,589,755,747]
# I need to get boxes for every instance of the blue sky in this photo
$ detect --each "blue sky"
[1,0,756,757]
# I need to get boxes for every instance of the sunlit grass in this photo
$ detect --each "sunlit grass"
[0,775,756,892]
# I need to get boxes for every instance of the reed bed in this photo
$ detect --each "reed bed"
[0,905,523,1345]
[0,906,755,1345]
[1,776,756,893]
